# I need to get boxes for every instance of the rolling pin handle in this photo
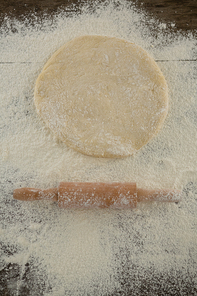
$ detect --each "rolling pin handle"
[13,187,58,201]
[137,188,182,203]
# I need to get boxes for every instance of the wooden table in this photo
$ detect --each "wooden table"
[0,0,197,32]
[0,1,196,296]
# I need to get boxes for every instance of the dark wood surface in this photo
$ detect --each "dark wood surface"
[0,1,197,296]
[0,0,197,32]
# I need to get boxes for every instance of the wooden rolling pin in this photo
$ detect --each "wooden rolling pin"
[13,182,181,209]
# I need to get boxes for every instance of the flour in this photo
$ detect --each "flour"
[0,0,197,295]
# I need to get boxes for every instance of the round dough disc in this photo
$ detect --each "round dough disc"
[34,35,168,157]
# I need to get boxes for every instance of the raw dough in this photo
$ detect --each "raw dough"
[34,35,168,157]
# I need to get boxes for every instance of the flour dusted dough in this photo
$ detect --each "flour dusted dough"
[34,35,168,157]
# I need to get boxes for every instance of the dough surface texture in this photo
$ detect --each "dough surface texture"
[34,35,168,157]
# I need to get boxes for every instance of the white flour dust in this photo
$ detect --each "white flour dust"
[0,1,197,295]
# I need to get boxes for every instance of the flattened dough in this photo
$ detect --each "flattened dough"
[34,35,168,157]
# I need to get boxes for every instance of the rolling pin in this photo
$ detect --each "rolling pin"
[13,182,181,209]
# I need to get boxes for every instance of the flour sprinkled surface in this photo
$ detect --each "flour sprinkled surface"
[0,1,197,295]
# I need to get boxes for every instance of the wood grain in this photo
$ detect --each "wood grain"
[0,0,197,32]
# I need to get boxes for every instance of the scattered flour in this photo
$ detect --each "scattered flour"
[0,1,197,295]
